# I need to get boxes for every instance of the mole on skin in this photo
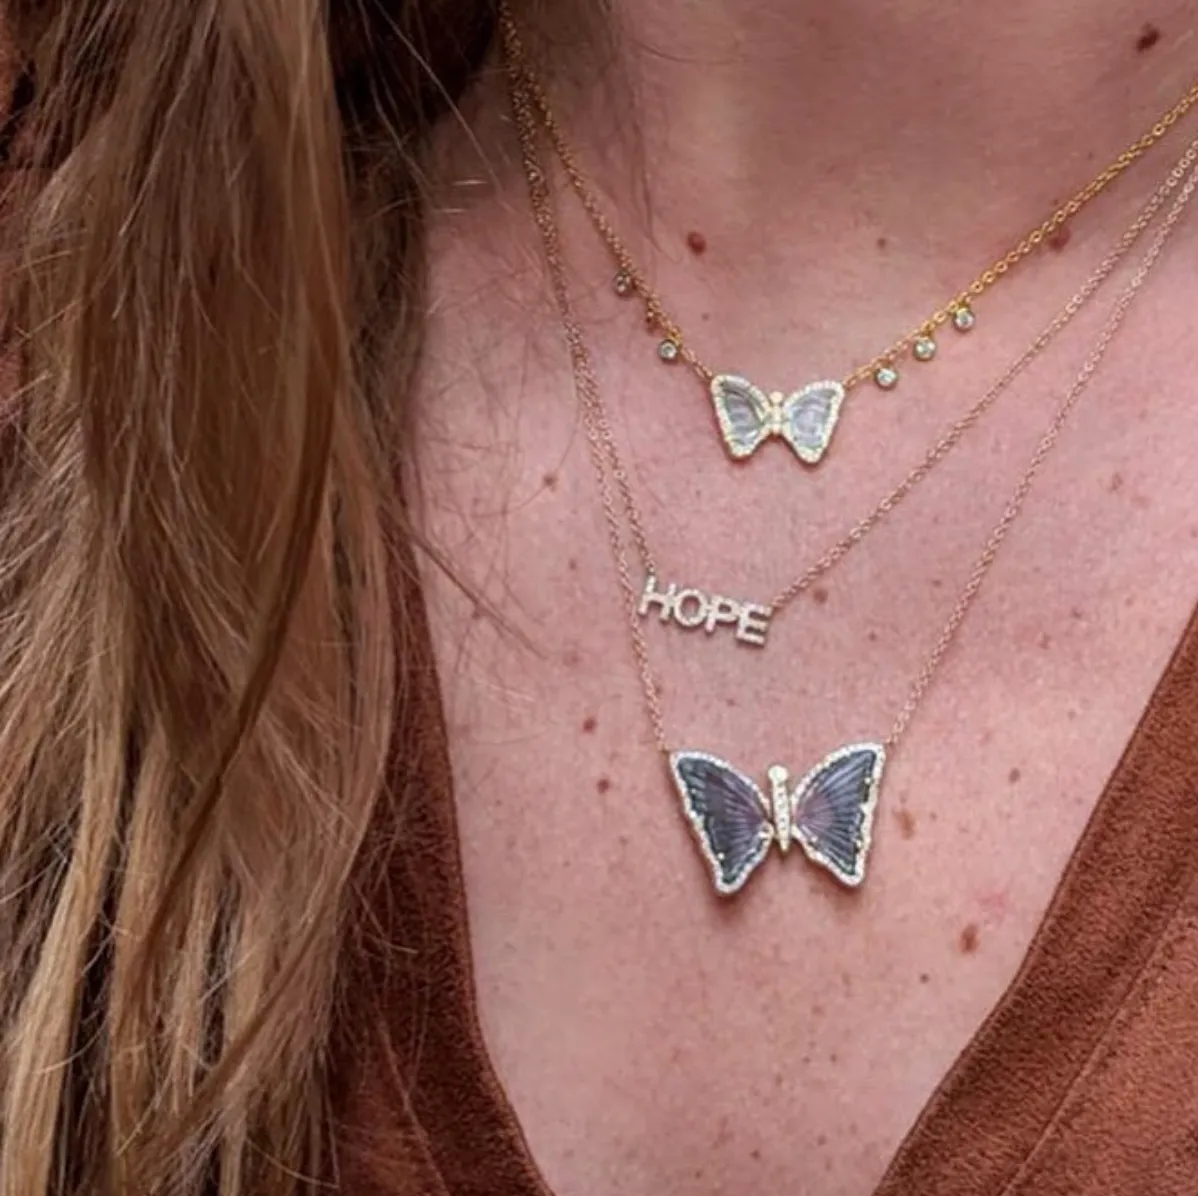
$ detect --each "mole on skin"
[1047,224,1072,251]
[1136,22,1162,51]
[686,230,707,254]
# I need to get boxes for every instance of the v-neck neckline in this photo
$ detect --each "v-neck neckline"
[871,597,1198,1193]
[378,596,1198,1196]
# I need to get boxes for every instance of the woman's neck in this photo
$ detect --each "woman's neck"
[539,0,1196,268]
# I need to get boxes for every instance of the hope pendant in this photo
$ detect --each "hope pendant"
[638,574,773,648]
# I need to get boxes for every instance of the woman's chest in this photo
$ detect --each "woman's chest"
[413,256,1198,1194]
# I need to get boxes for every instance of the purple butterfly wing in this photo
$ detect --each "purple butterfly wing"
[791,744,885,887]
[669,752,772,895]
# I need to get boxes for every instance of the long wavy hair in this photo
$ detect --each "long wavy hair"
[0,1,508,1191]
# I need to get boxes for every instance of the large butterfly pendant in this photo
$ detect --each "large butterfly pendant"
[710,374,846,464]
[668,744,885,894]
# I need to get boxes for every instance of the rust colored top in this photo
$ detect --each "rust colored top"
[331,572,1198,1195]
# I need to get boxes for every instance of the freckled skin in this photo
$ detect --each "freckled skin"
[420,11,1198,1190]
[959,924,981,954]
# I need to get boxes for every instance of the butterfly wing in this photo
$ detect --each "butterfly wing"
[778,380,846,465]
[710,375,773,459]
[790,743,885,887]
[669,751,773,895]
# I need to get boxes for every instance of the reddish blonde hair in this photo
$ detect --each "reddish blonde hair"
[0,1,496,1191]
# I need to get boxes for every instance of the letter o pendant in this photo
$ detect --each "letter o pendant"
[672,589,710,629]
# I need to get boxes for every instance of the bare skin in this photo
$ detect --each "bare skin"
[413,3,1198,1193]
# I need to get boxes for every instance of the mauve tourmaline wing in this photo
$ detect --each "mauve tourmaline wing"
[669,751,773,895]
[790,743,885,888]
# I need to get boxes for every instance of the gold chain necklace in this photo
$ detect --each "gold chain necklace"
[507,47,1198,653]
[512,88,1198,892]
[500,9,1198,469]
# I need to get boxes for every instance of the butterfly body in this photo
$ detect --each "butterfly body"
[668,745,885,894]
[710,374,847,464]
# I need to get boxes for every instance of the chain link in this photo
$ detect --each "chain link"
[770,138,1198,613]
[508,77,668,745]
[500,6,1198,396]
[503,17,1198,756]
[507,23,1198,617]
[887,160,1198,746]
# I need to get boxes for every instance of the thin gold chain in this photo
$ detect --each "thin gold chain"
[500,7,1198,394]
[510,64,1198,752]
[887,168,1197,746]
[769,140,1198,614]
[507,41,1198,618]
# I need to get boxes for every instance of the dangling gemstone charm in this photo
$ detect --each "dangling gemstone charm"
[658,339,681,363]
[952,305,977,332]
[614,271,635,297]
[874,365,900,390]
[913,335,937,362]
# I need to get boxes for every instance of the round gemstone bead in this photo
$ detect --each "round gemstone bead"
[614,271,634,297]
[657,339,681,363]
[874,365,900,390]
[913,335,937,362]
[952,305,977,332]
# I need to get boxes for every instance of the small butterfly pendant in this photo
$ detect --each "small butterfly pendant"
[668,744,885,894]
[710,374,846,464]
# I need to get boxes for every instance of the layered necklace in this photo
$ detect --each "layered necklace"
[499,10,1198,895]
[503,16,1198,467]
